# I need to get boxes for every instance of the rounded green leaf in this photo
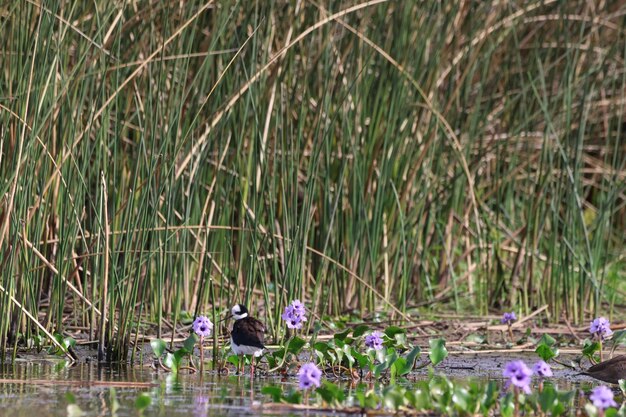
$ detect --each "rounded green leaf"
[429,338,448,366]
[135,393,151,410]
[150,339,167,357]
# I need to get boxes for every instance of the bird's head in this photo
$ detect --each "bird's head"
[231,304,249,320]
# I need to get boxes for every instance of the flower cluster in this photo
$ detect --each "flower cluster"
[282,299,308,329]
[501,312,517,325]
[298,362,322,390]
[503,360,533,393]
[590,317,613,340]
[502,360,553,394]
[532,360,553,378]
[365,331,384,350]
[590,386,617,410]
[192,315,213,338]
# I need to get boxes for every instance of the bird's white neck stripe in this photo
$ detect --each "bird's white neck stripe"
[233,312,248,320]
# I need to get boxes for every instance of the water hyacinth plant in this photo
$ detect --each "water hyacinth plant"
[501,312,517,341]
[282,300,308,330]
[364,331,384,351]
[589,386,617,417]
[503,360,533,394]
[532,360,552,392]
[298,362,322,404]
[192,316,213,373]
[590,317,613,362]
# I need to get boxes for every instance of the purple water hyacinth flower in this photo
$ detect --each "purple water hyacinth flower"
[365,331,384,350]
[282,300,308,329]
[503,360,533,394]
[298,362,322,390]
[590,386,617,410]
[532,360,553,378]
[291,299,306,316]
[192,316,213,338]
[501,312,517,325]
[590,317,613,340]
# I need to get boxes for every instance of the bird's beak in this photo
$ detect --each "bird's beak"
[219,314,232,323]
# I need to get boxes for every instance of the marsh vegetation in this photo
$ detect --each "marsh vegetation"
[0,0,625,415]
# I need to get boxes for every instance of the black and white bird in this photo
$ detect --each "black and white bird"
[229,304,265,375]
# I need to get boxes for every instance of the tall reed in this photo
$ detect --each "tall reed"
[0,0,624,361]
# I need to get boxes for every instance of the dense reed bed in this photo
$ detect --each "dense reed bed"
[0,0,624,361]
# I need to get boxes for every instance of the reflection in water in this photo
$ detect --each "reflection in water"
[0,357,592,417]
[0,361,339,417]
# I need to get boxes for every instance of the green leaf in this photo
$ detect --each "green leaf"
[538,384,557,412]
[410,384,432,410]
[397,346,421,376]
[382,386,406,410]
[351,348,370,369]
[287,337,306,354]
[284,389,302,404]
[65,392,76,404]
[226,354,240,367]
[313,342,329,353]
[499,392,515,417]
[452,386,470,411]
[63,336,76,349]
[150,339,167,357]
[374,350,398,377]
[261,386,283,402]
[613,330,626,346]
[134,393,151,411]
[316,381,345,404]
[334,329,351,342]
[429,338,448,366]
[183,334,199,353]
[356,391,380,409]
[174,348,188,363]
[384,326,405,338]
[582,340,601,357]
[619,379,626,396]
[538,334,557,346]
[535,344,558,361]
[163,352,179,373]
[352,325,369,338]
[481,381,499,412]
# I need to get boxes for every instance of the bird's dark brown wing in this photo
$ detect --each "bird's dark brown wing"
[232,317,265,348]
[247,317,266,346]
[582,355,626,384]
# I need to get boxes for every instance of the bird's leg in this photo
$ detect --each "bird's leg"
[250,356,255,377]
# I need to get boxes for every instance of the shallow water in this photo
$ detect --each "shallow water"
[0,359,352,417]
[0,353,603,417]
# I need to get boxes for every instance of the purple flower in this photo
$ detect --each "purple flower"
[590,386,617,410]
[532,360,553,378]
[298,362,322,390]
[501,312,517,325]
[364,331,384,350]
[192,316,213,338]
[291,299,306,316]
[590,317,613,340]
[282,300,308,329]
[503,360,533,394]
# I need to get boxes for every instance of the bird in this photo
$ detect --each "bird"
[229,304,265,375]
[580,355,626,384]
